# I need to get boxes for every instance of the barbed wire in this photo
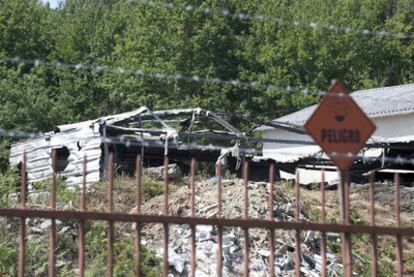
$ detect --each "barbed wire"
[0,128,44,139]
[1,56,355,97]
[98,135,414,166]
[4,124,414,166]
[0,124,316,145]
[131,0,414,40]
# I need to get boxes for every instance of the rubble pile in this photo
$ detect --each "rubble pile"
[141,178,344,276]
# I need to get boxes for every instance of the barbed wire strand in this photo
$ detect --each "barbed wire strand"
[131,0,414,40]
[4,125,414,166]
[0,56,359,97]
[0,128,45,139]
[101,135,414,167]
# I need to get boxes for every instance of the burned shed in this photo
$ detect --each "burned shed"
[9,107,248,185]
[256,83,414,183]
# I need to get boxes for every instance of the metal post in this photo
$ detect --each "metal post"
[78,156,87,277]
[268,163,275,277]
[338,171,352,277]
[49,149,57,277]
[135,154,142,277]
[320,169,327,277]
[243,160,249,277]
[394,173,403,276]
[163,155,169,277]
[294,169,301,276]
[103,123,109,178]
[190,157,196,277]
[107,152,114,277]
[216,162,223,277]
[18,152,27,277]
[368,173,377,277]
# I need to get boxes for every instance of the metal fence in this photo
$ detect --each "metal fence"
[0,148,414,277]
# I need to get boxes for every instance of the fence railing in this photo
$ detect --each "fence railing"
[0,149,413,277]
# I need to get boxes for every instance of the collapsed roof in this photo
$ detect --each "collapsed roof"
[9,107,252,185]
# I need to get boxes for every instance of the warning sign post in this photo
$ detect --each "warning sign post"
[304,80,376,277]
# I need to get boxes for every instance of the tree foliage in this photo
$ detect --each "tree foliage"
[0,0,413,168]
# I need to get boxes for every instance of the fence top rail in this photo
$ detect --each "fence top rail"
[1,208,413,237]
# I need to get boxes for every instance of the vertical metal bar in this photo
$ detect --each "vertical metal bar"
[320,169,327,277]
[243,160,249,277]
[216,161,223,277]
[191,158,196,217]
[217,162,222,219]
[163,155,169,215]
[344,173,350,224]
[396,236,403,277]
[103,124,109,176]
[49,149,57,277]
[243,160,249,220]
[190,157,196,277]
[18,152,27,277]
[135,154,142,277]
[394,173,403,277]
[107,152,114,277]
[394,173,401,228]
[344,172,351,224]
[368,172,377,277]
[338,171,351,277]
[268,162,275,277]
[344,173,352,277]
[51,150,57,207]
[337,171,345,222]
[163,155,169,277]
[81,155,87,211]
[18,219,26,277]
[79,155,86,277]
[294,169,301,277]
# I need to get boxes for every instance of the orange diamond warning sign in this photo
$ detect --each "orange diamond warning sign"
[304,80,376,171]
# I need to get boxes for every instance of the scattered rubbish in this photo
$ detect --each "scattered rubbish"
[142,178,346,276]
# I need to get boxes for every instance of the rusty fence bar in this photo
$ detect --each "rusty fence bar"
[216,161,223,277]
[79,156,87,277]
[107,152,114,277]
[320,169,327,277]
[368,172,377,277]
[190,157,196,277]
[344,173,352,277]
[49,149,57,277]
[395,173,403,276]
[3,207,414,235]
[268,162,275,277]
[135,154,142,277]
[294,170,301,276]
[6,152,414,276]
[243,160,249,277]
[18,152,27,277]
[163,155,169,277]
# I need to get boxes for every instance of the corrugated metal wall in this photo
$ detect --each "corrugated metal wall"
[10,126,102,186]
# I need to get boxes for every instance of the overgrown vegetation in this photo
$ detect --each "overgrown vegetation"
[0,168,20,207]
[293,183,414,277]
[0,173,162,277]
[1,0,414,169]
[84,221,160,277]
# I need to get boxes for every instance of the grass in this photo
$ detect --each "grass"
[0,168,20,207]
[0,171,162,277]
[1,170,414,276]
[84,221,160,277]
[282,181,414,276]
